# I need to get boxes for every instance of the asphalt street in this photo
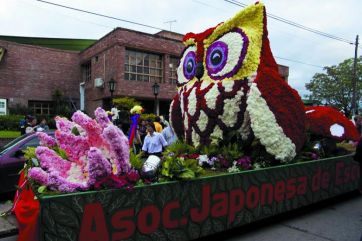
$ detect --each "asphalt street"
[198,191,362,241]
[1,191,361,241]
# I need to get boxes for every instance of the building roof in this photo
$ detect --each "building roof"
[0,35,96,51]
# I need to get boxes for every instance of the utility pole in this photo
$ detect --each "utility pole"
[351,35,359,116]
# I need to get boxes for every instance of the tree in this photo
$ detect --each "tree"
[305,56,362,117]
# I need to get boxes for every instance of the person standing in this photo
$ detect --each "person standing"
[142,124,167,157]
[25,117,37,134]
[19,116,27,135]
[162,124,178,145]
[37,118,49,132]
[153,116,163,133]
[139,120,147,143]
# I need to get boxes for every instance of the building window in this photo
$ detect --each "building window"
[82,62,91,82]
[125,50,163,83]
[0,102,4,108]
[169,56,179,85]
[28,101,54,115]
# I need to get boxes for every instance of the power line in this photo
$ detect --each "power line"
[35,0,166,31]
[275,56,324,68]
[34,0,331,69]
[224,0,355,45]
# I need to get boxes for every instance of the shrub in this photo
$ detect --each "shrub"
[0,115,24,130]
[140,113,156,122]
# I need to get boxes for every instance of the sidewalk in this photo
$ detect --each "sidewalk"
[0,203,17,240]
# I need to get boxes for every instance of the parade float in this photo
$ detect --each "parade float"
[13,2,360,241]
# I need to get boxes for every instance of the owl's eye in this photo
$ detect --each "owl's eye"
[184,52,196,79]
[205,29,249,80]
[206,42,228,73]
[177,46,197,85]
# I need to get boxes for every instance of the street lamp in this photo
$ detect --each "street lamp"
[152,82,160,115]
[108,78,116,106]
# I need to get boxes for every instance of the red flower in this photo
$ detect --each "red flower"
[305,106,359,141]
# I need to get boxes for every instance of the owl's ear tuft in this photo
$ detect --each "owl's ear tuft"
[203,2,265,81]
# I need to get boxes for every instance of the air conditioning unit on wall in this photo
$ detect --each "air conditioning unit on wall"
[94,78,104,88]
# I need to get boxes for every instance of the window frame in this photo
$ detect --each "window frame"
[124,49,164,83]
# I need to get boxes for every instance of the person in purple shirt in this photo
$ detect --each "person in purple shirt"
[142,124,168,157]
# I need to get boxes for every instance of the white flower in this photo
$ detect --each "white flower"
[219,89,244,128]
[197,111,208,132]
[197,155,209,166]
[253,163,261,170]
[227,161,239,173]
[246,83,296,162]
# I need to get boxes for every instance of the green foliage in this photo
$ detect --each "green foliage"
[140,113,157,122]
[37,185,48,194]
[24,147,37,162]
[161,155,204,180]
[198,144,219,157]
[113,97,141,111]
[0,115,23,131]
[221,143,244,163]
[53,147,68,160]
[52,89,73,118]
[23,147,38,177]
[305,56,362,117]
[163,140,197,156]
[130,151,144,170]
[337,142,356,153]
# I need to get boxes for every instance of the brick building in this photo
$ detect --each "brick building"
[0,28,289,117]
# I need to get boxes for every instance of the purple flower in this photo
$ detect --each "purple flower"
[102,125,130,174]
[87,147,112,186]
[36,146,71,176]
[48,173,88,193]
[36,132,56,147]
[217,155,229,168]
[28,167,50,186]
[236,156,252,170]
[311,153,319,160]
[95,107,111,128]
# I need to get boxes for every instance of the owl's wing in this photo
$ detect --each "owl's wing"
[305,106,360,141]
[170,93,185,139]
[246,69,306,162]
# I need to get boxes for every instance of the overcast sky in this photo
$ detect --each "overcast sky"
[1,0,361,97]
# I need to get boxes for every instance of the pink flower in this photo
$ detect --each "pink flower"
[95,107,111,128]
[35,146,71,177]
[55,131,89,163]
[55,116,73,133]
[36,132,56,147]
[28,108,136,193]
[72,111,104,147]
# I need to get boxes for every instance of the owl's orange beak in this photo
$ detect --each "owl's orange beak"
[195,62,204,80]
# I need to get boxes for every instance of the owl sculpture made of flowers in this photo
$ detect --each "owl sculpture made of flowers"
[170,2,359,162]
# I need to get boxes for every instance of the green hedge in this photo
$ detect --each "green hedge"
[0,115,24,131]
